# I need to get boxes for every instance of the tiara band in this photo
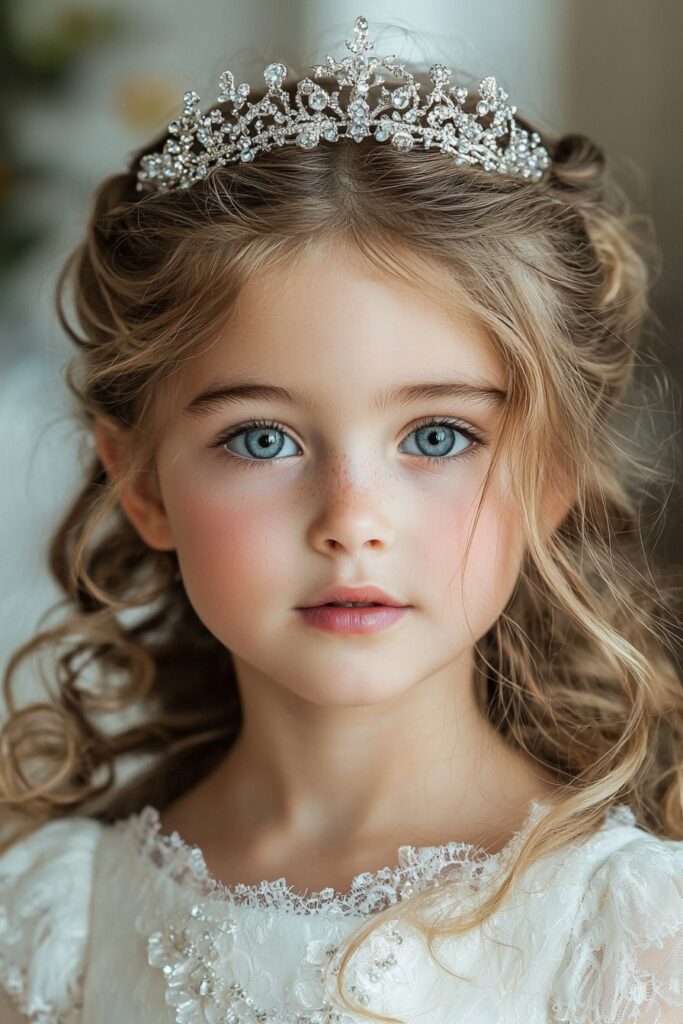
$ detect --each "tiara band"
[136,14,551,193]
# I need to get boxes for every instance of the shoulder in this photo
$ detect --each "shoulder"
[549,823,683,1024]
[0,815,105,1024]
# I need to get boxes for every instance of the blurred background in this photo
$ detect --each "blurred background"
[1,0,681,710]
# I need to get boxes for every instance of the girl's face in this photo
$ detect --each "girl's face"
[146,245,524,707]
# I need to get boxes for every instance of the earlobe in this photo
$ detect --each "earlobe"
[92,418,176,552]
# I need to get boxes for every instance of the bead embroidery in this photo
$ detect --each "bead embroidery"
[123,801,638,1023]
[128,800,558,1023]
[145,901,413,1022]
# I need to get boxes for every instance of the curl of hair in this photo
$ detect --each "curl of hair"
[1,77,682,1022]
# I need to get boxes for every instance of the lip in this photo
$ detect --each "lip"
[297,584,409,609]
[297,604,410,634]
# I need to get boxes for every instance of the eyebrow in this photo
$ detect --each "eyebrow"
[183,377,508,420]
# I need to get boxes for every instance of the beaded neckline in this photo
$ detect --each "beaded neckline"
[119,798,636,917]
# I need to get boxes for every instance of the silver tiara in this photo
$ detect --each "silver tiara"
[136,14,551,193]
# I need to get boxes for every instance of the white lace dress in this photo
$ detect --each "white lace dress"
[0,798,681,1024]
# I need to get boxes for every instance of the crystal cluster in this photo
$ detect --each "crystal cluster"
[145,902,394,1023]
[136,14,550,192]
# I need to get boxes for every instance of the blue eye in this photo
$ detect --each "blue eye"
[401,420,480,462]
[215,418,298,463]
[209,416,486,470]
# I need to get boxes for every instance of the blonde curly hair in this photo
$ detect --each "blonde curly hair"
[1,74,681,1023]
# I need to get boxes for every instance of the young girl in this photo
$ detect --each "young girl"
[0,14,681,1024]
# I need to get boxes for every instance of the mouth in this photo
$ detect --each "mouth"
[296,602,411,634]
[320,601,385,608]
[298,584,408,608]
[298,602,411,610]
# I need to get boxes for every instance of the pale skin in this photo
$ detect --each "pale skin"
[94,243,571,894]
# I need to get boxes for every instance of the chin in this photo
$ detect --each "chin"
[292,680,411,709]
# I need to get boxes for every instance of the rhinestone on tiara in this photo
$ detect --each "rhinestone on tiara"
[136,14,551,193]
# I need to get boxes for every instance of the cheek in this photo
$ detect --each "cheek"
[163,480,296,633]
[418,484,524,638]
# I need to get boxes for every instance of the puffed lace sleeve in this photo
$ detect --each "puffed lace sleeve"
[549,833,683,1024]
[0,816,103,1024]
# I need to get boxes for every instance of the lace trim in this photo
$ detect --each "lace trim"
[119,799,636,917]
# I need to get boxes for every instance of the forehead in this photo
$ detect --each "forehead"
[179,244,504,404]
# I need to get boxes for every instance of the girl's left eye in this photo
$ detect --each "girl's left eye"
[208,417,487,470]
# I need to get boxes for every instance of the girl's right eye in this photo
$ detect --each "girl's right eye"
[210,418,297,469]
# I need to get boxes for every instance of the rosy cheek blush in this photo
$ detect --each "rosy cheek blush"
[168,491,296,634]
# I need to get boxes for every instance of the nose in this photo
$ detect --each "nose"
[307,471,397,552]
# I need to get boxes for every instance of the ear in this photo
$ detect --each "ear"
[92,417,176,552]
[541,466,577,537]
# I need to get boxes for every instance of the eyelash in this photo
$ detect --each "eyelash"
[209,416,487,470]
